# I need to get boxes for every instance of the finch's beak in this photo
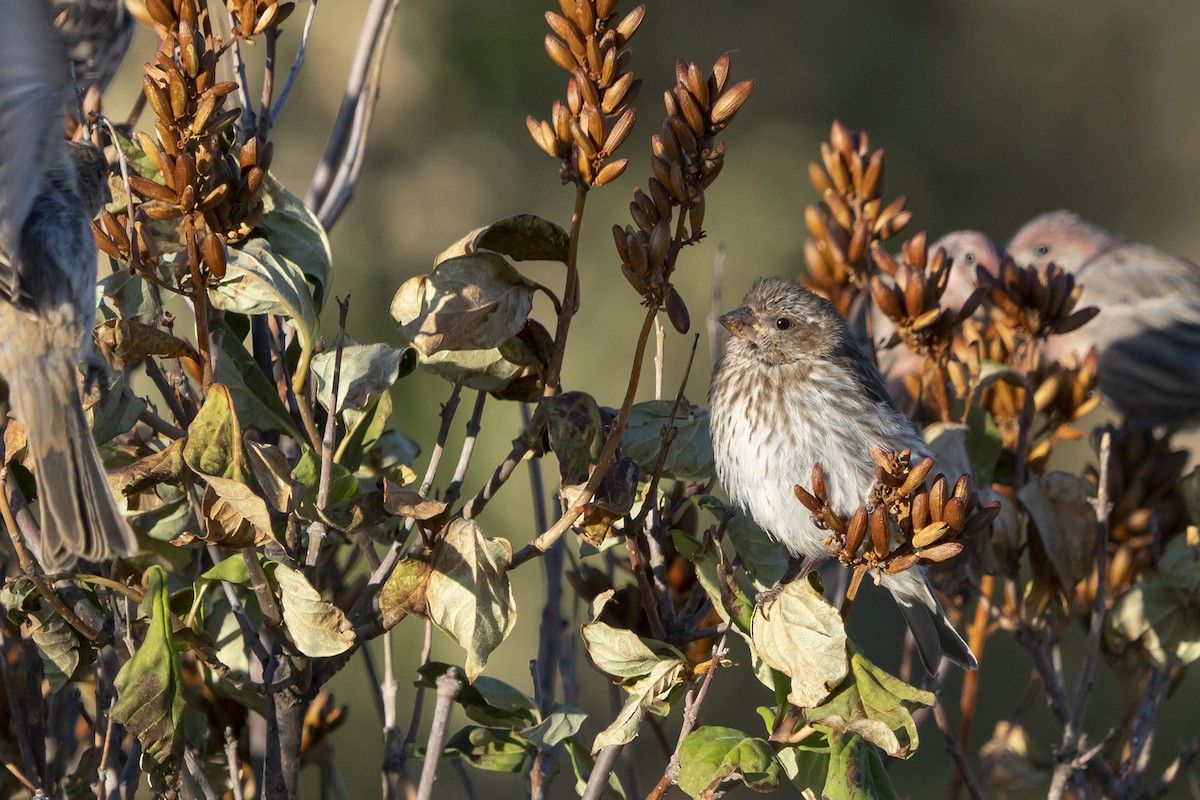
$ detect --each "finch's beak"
[719,306,762,340]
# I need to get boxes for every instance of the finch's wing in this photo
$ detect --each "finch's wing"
[0,0,72,264]
[833,337,897,411]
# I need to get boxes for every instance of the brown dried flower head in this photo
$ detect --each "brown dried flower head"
[802,121,912,314]
[794,451,999,578]
[612,54,753,309]
[528,0,645,187]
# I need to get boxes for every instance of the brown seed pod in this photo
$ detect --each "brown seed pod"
[870,506,890,559]
[845,507,868,557]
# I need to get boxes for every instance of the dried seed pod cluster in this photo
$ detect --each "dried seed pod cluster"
[612,54,753,310]
[802,121,912,315]
[792,451,999,579]
[871,232,987,365]
[1025,349,1101,469]
[979,259,1099,353]
[96,5,275,286]
[1081,427,1188,601]
[226,0,296,37]
[527,0,644,187]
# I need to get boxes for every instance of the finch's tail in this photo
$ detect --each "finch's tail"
[882,569,977,673]
[10,347,136,571]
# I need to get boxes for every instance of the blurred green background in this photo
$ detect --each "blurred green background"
[104,1,1200,796]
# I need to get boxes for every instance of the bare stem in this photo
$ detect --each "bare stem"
[416,667,462,800]
[306,295,351,567]
[933,701,985,800]
[646,635,730,800]
[511,304,660,567]
[307,0,401,230]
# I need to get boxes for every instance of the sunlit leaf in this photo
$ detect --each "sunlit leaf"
[804,647,934,758]
[391,253,537,356]
[380,556,432,628]
[619,399,716,482]
[215,237,320,392]
[751,577,848,708]
[435,214,570,265]
[311,342,405,412]
[427,519,516,681]
[272,563,356,657]
[676,726,782,798]
[183,384,250,482]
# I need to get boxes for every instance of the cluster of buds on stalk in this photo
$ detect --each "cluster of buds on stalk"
[612,55,753,315]
[793,449,999,595]
[1076,428,1190,609]
[978,259,1099,361]
[96,2,277,283]
[528,0,644,188]
[802,122,912,314]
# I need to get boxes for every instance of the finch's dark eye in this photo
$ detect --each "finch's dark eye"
[1036,245,1050,257]
[775,317,792,330]
[964,253,976,264]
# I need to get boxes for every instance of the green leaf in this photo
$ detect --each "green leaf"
[427,519,516,681]
[414,662,536,728]
[379,555,432,629]
[822,731,897,800]
[183,384,250,482]
[96,270,158,322]
[442,726,528,773]
[520,704,587,750]
[28,604,84,691]
[591,658,685,752]
[198,555,253,585]
[258,173,333,308]
[964,406,1003,487]
[542,391,605,485]
[697,496,789,590]
[88,381,146,444]
[216,328,304,440]
[294,448,359,504]
[435,214,570,265]
[272,563,356,657]
[112,566,186,764]
[581,591,685,679]
[676,727,782,798]
[336,386,392,473]
[619,400,716,482]
[214,237,320,392]
[751,577,848,708]
[804,647,935,758]
[1106,535,1200,666]
[311,342,405,412]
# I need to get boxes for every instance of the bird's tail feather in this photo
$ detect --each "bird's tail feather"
[12,353,136,571]
[884,570,977,672]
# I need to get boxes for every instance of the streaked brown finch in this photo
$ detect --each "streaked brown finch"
[0,0,136,569]
[709,277,976,671]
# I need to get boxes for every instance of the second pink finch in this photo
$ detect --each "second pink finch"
[1008,210,1200,428]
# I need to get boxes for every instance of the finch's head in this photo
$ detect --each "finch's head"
[1007,210,1113,273]
[719,277,847,366]
[931,230,1003,309]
